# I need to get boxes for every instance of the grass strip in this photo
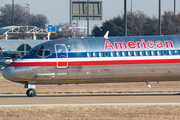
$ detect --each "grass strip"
[0,105,180,120]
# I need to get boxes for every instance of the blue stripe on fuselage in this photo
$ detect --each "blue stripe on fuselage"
[21,50,180,59]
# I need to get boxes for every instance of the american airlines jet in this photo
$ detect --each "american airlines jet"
[2,32,180,97]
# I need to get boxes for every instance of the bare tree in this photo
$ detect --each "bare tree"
[92,10,180,37]
[127,11,147,36]
[92,11,147,37]
[161,11,180,35]
[0,4,49,29]
[92,25,103,37]
[143,16,158,35]
[0,4,30,27]
[30,14,49,29]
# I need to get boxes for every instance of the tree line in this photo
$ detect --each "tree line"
[1,4,179,37]
[0,4,48,29]
[92,11,180,37]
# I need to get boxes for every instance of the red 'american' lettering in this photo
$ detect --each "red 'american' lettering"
[104,40,174,50]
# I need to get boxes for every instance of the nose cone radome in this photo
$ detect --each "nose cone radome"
[2,67,14,81]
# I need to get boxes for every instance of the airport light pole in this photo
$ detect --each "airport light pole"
[174,0,176,15]
[12,0,14,26]
[25,3,30,13]
[158,0,161,35]
[131,0,132,13]
[0,6,3,14]
[124,0,127,36]
[174,0,176,34]
[87,0,89,36]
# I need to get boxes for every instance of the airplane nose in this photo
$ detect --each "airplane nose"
[2,67,14,81]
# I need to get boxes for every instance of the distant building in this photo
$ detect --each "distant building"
[0,26,51,40]
[0,39,46,59]
[0,39,47,69]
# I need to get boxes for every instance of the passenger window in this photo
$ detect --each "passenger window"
[122,51,126,56]
[116,52,120,57]
[99,52,103,57]
[37,50,43,56]
[140,51,143,56]
[29,50,37,55]
[128,51,132,56]
[93,52,97,57]
[87,52,91,57]
[105,52,109,57]
[111,52,114,57]
[175,50,178,55]
[163,50,167,55]
[169,50,172,55]
[146,51,149,56]
[151,51,155,56]
[44,50,51,56]
[157,51,161,56]
[134,51,137,56]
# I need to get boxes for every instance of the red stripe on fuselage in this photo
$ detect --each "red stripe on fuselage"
[7,62,56,67]
[7,59,180,67]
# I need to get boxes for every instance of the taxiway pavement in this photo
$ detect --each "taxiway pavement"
[0,93,180,107]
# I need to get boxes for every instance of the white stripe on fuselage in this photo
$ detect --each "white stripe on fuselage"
[15,55,180,63]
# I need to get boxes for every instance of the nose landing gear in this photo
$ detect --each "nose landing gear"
[25,84,36,97]
[26,89,36,97]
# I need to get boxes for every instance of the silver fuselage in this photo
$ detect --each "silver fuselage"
[3,35,180,85]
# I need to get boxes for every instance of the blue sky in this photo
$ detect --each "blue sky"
[1,0,180,33]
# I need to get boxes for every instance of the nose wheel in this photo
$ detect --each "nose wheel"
[26,89,36,97]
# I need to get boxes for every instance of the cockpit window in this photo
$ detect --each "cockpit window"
[44,50,51,56]
[29,50,37,55]
[37,50,43,56]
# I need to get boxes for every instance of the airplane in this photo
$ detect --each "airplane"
[2,32,180,97]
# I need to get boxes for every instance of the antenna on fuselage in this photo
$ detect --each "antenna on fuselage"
[104,31,109,39]
[146,82,151,88]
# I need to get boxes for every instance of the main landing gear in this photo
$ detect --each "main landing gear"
[25,84,36,97]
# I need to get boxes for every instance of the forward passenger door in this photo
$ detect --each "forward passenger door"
[54,44,68,68]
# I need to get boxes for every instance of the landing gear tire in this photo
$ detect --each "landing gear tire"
[26,89,36,97]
